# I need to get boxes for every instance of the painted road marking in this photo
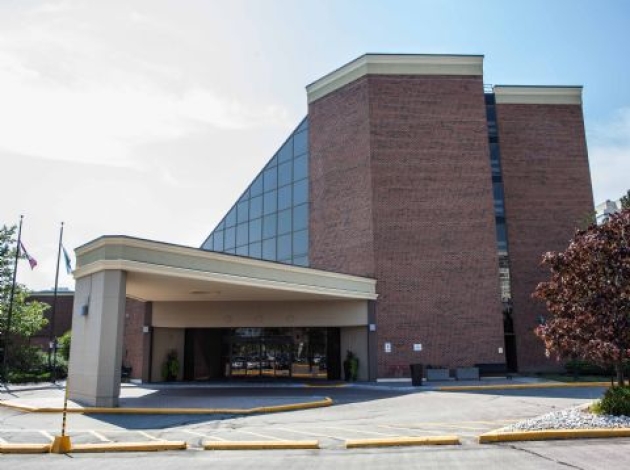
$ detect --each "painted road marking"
[182,429,228,441]
[137,431,162,442]
[233,429,286,441]
[321,426,398,437]
[39,430,54,442]
[274,427,343,441]
[89,430,112,442]
[0,435,7,444]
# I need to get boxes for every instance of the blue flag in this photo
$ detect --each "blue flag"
[62,246,72,274]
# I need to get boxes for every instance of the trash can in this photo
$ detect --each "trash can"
[409,363,423,386]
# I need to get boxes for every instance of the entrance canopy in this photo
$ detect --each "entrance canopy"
[68,236,376,407]
[74,236,377,302]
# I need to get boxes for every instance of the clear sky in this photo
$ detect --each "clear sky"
[1,0,629,290]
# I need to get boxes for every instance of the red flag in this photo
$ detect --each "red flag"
[19,241,38,269]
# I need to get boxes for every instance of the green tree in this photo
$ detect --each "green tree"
[533,210,630,385]
[620,189,630,210]
[0,225,49,374]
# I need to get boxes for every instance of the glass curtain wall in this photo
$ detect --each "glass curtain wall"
[201,118,310,266]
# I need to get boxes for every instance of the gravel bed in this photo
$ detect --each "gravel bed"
[501,405,630,432]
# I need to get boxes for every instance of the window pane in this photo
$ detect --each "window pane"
[250,195,263,219]
[293,179,308,205]
[263,189,277,215]
[277,233,291,260]
[250,174,263,197]
[293,203,308,231]
[225,248,236,255]
[249,218,262,242]
[202,234,213,251]
[278,185,292,211]
[292,230,308,256]
[216,219,225,231]
[225,207,237,227]
[278,138,293,163]
[264,167,277,191]
[237,200,249,223]
[236,222,248,246]
[249,241,262,259]
[224,227,236,249]
[236,245,248,256]
[294,154,307,181]
[262,239,276,260]
[293,255,308,267]
[278,161,292,187]
[278,208,291,235]
[496,220,508,251]
[294,130,308,156]
[214,230,224,251]
[296,118,308,133]
[263,213,277,239]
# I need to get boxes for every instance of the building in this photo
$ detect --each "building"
[68,54,594,406]
[595,199,621,225]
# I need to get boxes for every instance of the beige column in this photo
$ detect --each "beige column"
[68,270,127,407]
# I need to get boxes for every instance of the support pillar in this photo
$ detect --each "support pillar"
[68,270,127,407]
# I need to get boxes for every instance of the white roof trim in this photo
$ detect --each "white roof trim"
[306,54,484,103]
[494,86,583,105]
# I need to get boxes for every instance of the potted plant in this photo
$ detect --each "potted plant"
[343,350,359,381]
[161,350,180,382]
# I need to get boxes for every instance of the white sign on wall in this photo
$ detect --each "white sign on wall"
[384,342,392,353]
[413,343,422,352]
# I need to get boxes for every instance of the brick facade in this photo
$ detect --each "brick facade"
[309,74,506,377]
[497,103,593,371]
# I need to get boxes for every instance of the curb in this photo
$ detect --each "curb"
[0,396,333,415]
[204,440,319,450]
[70,441,188,453]
[0,443,51,454]
[345,435,460,448]
[438,382,611,392]
[479,428,630,443]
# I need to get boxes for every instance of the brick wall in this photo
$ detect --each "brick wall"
[123,298,152,381]
[309,74,506,377]
[497,103,593,371]
[29,294,74,350]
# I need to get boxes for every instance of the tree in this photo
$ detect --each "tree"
[533,209,630,385]
[621,190,630,210]
[0,225,49,374]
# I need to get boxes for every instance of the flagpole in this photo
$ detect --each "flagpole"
[49,222,64,383]
[2,215,23,383]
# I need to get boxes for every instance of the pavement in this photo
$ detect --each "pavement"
[0,376,625,454]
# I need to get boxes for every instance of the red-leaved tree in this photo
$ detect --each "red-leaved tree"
[533,209,630,385]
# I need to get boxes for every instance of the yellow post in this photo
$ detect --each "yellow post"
[50,378,72,453]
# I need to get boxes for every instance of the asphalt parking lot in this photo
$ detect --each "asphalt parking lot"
[0,382,611,449]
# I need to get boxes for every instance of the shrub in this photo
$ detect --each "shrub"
[57,330,72,361]
[595,386,630,416]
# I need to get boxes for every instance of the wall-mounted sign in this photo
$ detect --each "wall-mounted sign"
[384,342,392,353]
[498,347,504,354]
[413,343,422,352]
[369,324,376,332]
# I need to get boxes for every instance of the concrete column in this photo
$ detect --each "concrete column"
[340,326,368,381]
[68,270,127,407]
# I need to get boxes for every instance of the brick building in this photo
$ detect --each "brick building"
[67,54,593,406]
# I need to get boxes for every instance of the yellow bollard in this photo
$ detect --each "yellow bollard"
[50,378,72,454]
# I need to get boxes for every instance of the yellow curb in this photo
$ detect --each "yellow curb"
[479,428,630,443]
[0,397,333,415]
[203,440,319,450]
[0,443,52,454]
[438,382,611,392]
[70,441,188,453]
[345,435,460,448]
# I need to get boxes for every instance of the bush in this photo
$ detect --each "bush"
[57,330,72,361]
[595,386,630,416]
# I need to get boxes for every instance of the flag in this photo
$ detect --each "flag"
[62,245,72,274]
[19,241,38,269]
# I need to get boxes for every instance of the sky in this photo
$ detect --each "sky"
[1,0,629,291]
